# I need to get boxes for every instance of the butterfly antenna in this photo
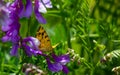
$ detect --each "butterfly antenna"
[52,43,60,49]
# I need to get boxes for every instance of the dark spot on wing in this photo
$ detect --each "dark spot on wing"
[38,32,41,35]
[45,35,48,38]
[42,32,44,36]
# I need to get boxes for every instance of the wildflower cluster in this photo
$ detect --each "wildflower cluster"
[0,0,70,74]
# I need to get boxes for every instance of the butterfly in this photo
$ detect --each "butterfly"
[36,26,58,51]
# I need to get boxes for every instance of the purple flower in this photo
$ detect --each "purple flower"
[10,0,52,23]
[8,0,24,18]
[18,0,52,23]
[52,54,70,65]
[46,58,63,72]
[1,21,20,56]
[19,0,33,18]
[2,22,20,43]
[0,1,12,31]
[10,43,19,56]
[22,37,42,56]
[0,1,22,56]
[46,54,70,74]
[38,0,52,13]
[34,0,46,24]
[34,0,52,24]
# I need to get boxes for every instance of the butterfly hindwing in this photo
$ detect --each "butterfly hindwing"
[36,26,53,51]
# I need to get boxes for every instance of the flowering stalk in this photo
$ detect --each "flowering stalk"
[0,0,52,55]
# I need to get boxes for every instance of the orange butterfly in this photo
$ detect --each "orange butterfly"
[36,26,58,51]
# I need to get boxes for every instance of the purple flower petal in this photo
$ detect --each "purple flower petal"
[34,11,46,24]
[0,10,12,31]
[23,0,33,18]
[46,58,63,72]
[18,0,24,18]
[23,37,40,50]
[42,0,52,8]
[38,2,47,13]
[22,42,41,56]
[22,44,34,56]
[0,3,13,31]
[52,54,70,65]
[45,54,70,73]
[1,24,11,32]
[10,44,19,56]
[10,0,24,18]
[2,22,20,43]
[62,65,69,74]
[22,37,42,56]
[0,1,5,7]
[34,0,46,24]
[2,35,11,42]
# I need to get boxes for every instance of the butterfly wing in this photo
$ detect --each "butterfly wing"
[36,26,53,51]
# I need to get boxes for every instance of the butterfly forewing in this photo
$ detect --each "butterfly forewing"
[36,26,53,51]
